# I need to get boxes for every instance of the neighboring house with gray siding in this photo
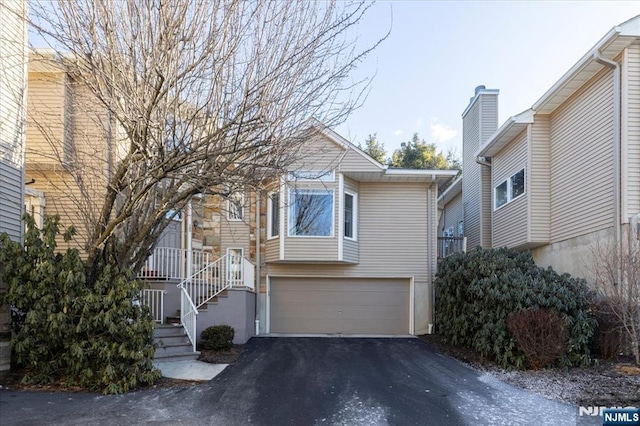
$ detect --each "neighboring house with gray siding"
[0,0,28,375]
[441,15,640,281]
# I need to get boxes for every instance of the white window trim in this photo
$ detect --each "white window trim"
[267,191,280,240]
[227,191,244,221]
[494,167,526,211]
[288,170,335,182]
[344,190,358,241]
[287,188,335,238]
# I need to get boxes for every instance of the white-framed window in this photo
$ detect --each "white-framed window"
[344,191,357,240]
[267,192,280,239]
[227,248,243,284]
[288,188,334,237]
[494,168,526,210]
[457,220,463,237]
[227,191,244,221]
[288,170,335,182]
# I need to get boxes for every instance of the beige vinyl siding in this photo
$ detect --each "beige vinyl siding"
[26,72,66,165]
[480,95,498,247]
[462,100,482,249]
[492,130,528,248]
[267,182,429,287]
[343,178,359,263]
[441,192,463,236]
[265,236,279,262]
[480,95,499,148]
[339,148,383,172]
[481,165,492,247]
[625,43,640,217]
[529,116,551,243]
[0,0,27,241]
[550,68,614,242]
[267,181,432,332]
[290,133,344,175]
[462,93,498,249]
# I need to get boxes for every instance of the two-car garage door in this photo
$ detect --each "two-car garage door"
[269,277,411,335]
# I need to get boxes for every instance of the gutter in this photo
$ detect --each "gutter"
[476,156,491,167]
[593,52,621,283]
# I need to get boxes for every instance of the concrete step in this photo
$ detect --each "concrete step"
[154,324,186,338]
[155,334,192,345]
[153,324,198,361]
[153,351,201,362]
[155,341,195,354]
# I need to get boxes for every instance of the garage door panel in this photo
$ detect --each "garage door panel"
[269,277,410,334]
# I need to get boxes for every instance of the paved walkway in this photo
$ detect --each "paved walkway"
[152,360,227,381]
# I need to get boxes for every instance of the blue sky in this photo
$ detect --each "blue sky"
[336,1,640,160]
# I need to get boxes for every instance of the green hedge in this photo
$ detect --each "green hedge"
[0,215,160,393]
[435,247,596,369]
[200,325,234,351]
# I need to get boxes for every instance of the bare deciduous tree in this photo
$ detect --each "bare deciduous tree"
[589,227,640,365]
[26,0,385,273]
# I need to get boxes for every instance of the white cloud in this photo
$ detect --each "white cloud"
[430,118,457,143]
[415,118,424,130]
[394,130,404,136]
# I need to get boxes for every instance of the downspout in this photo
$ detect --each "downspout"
[186,200,193,280]
[594,52,621,284]
[255,192,261,335]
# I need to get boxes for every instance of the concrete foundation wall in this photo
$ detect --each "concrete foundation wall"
[196,289,255,344]
[531,227,615,282]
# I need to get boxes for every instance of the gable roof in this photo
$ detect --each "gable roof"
[533,14,640,114]
[476,109,534,157]
[476,15,640,158]
[308,118,457,184]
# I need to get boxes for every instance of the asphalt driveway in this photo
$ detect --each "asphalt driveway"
[0,337,589,425]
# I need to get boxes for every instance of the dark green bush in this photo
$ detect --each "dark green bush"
[0,215,161,394]
[200,325,234,350]
[435,247,596,369]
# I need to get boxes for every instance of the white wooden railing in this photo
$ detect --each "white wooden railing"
[138,248,213,280]
[140,289,166,324]
[139,248,256,349]
[179,287,198,352]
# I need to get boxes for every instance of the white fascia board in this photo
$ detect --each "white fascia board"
[531,19,638,113]
[437,175,462,205]
[384,169,459,182]
[476,109,535,158]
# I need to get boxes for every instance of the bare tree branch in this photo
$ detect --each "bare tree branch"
[26,0,386,273]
